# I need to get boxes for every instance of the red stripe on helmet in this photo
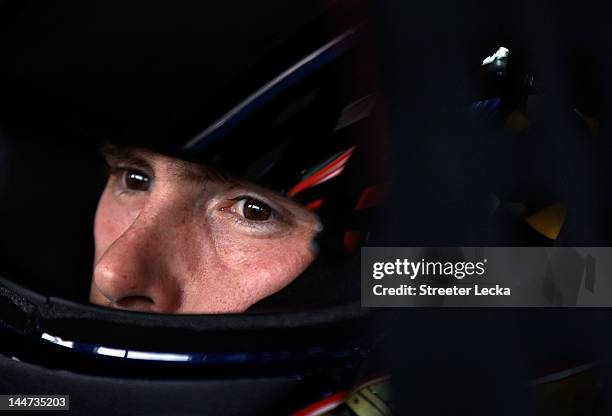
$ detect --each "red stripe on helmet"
[288,146,356,197]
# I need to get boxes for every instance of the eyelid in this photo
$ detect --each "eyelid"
[107,163,154,181]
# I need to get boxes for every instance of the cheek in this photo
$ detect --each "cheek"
[222,234,314,287]
[189,222,317,311]
[93,188,140,262]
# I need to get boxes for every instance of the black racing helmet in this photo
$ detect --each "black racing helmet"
[0,0,388,310]
[0,1,390,415]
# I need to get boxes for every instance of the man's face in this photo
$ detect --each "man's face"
[90,145,320,314]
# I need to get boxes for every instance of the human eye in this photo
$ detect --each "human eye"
[121,169,151,192]
[108,167,152,193]
[231,196,279,222]
[218,194,292,236]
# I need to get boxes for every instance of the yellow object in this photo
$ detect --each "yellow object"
[345,378,392,416]
[525,203,567,240]
[504,110,530,132]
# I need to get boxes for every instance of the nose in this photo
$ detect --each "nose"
[91,221,182,313]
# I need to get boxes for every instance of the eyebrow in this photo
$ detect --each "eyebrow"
[99,143,228,184]
[100,143,153,172]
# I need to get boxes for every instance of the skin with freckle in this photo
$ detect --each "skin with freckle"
[89,147,320,314]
